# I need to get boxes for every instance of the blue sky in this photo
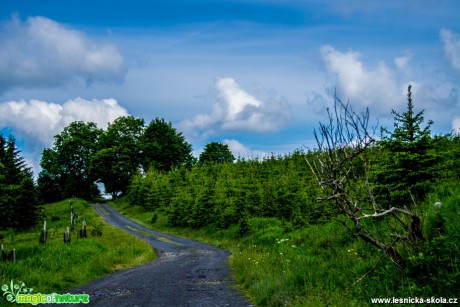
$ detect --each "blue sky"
[1,0,460,174]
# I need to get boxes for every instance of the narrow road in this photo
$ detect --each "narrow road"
[66,203,252,307]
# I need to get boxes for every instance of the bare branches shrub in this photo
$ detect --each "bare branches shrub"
[306,96,424,267]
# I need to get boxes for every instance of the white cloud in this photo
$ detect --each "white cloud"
[394,51,412,73]
[223,139,268,158]
[180,77,291,137]
[320,45,401,111]
[452,117,460,133]
[441,28,460,72]
[0,98,128,146]
[0,16,125,91]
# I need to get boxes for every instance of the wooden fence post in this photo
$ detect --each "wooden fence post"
[64,227,71,244]
[1,244,6,261]
[82,219,87,238]
[39,221,47,245]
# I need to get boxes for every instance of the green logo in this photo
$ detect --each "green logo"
[2,280,90,305]
[2,280,33,303]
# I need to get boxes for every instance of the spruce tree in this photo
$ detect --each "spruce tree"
[378,85,439,205]
[0,134,40,229]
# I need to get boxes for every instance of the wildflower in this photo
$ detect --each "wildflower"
[291,245,296,248]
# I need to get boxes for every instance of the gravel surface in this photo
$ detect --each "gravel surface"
[62,203,252,307]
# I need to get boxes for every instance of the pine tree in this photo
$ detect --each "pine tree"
[378,85,439,204]
[0,134,40,229]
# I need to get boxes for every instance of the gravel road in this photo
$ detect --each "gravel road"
[64,203,252,307]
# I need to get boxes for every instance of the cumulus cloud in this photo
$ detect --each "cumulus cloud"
[320,45,402,111]
[0,16,125,91]
[452,117,460,133]
[223,139,268,159]
[441,28,460,72]
[180,77,291,137]
[0,98,128,146]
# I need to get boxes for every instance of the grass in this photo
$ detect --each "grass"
[109,185,460,307]
[0,199,155,305]
[109,200,379,306]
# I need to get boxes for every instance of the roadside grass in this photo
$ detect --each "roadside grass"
[109,200,381,306]
[109,185,460,306]
[0,199,155,302]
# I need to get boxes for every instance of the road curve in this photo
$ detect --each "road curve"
[65,203,252,307]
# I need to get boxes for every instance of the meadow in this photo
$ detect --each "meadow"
[0,199,155,305]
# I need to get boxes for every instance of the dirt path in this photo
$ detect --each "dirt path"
[65,203,252,307]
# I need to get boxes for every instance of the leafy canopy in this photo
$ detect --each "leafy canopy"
[198,141,235,164]
[38,121,102,200]
[140,118,194,172]
[92,116,144,198]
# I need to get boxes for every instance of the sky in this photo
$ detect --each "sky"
[1,0,460,175]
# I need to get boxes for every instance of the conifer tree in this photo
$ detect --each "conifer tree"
[378,85,439,204]
[0,134,40,229]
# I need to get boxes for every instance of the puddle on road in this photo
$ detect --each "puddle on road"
[158,251,191,262]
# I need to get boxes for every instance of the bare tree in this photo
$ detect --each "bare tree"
[306,96,424,270]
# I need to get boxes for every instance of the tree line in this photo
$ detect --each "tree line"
[3,86,460,236]
[1,116,235,229]
[38,117,195,202]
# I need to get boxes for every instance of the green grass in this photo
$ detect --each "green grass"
[109,201,378,306]
[0,199,155,304]
[109,185,460,307]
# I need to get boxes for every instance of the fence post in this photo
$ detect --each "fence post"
[64,227,71,244]
[39,221,47,245]
[1,244,5,261]
[82,219,87,238]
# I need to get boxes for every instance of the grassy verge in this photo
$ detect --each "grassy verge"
[109,185,460,307]
[0,199,155,302]
[108,200,382,306]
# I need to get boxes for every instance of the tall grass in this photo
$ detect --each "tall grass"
[0,199,155,304]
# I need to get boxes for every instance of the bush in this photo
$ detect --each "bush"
[90,224,103,237]
[150,213,158,224]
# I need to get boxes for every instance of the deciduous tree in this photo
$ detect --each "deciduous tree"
[140,118,194,172]
[199,141,235,164]
[92,116,144,198]
[38,121,102,199]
